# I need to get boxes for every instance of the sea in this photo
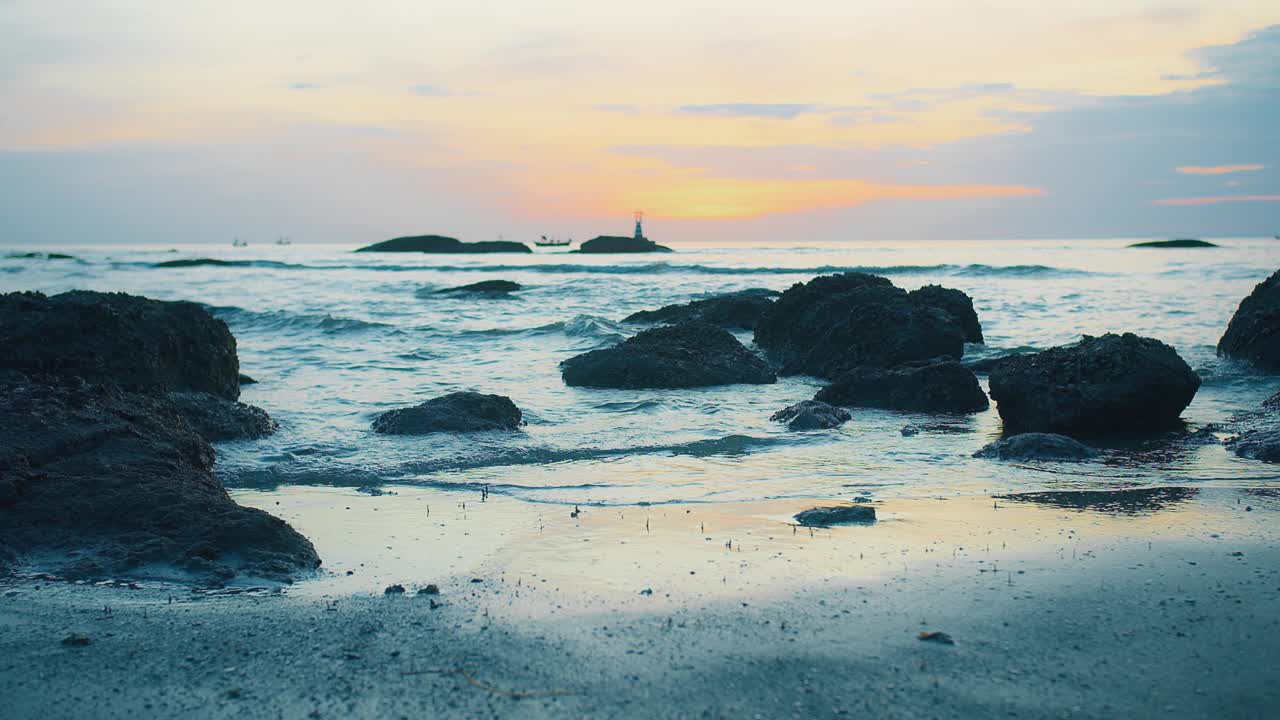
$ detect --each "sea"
[4,238,1279,511]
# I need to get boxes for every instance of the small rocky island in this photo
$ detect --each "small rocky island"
[573,236,672,253]
[1129,239,1218,248]
[355,235,532,253]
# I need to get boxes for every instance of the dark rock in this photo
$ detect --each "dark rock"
[372,392,523,434]
[167,392,278,441]
[624,289,779,330]
[420,584,440,595]
[574,236,673,253]
[7,252,78,260]
[794,505,876,527]
[61,634,93,647]
[964,352,1027,373]
[1129,239,1218,248]
[1227,428,1280,463]
[908,285,983,344]
[0,374,319,582]
[754,273,966,378]
[560,321,776,389]
[973,433,1099,461]
[770,400,851,430]
[900,422,974,436]
[0,290,243,400]
[988,333,1201,436]
[816,361,989,414]
[384,584,406,595]
[918,631,955,645]
[238,373,257,385]
[153,258,238,268]
[355,235,532,253]
[1217,268,1280,371]
[433,280,522,294]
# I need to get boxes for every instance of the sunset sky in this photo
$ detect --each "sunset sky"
[3,1,1278,244]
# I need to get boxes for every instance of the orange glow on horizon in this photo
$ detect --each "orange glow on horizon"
[1175,164,1265,175]
[1154,194,1280,206]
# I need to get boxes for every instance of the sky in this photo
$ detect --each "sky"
[2,1,1279,245]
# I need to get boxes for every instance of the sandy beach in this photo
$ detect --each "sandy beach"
[5,488,1278,719]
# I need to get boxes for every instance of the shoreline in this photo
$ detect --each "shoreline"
[4,488,1278,718]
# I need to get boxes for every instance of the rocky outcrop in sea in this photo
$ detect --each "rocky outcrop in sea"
[1218,268,1280,371]
[561,321,776,388]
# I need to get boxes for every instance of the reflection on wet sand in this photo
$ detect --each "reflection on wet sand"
[996,486,1199,514]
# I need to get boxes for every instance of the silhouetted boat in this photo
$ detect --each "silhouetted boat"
[535,235,572,247]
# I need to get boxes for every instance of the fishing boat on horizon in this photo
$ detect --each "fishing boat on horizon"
[535,235,572,247]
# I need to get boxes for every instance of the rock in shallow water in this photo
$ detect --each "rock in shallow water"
[167,391,279,441]
[432,280,522,295]
[770,400,851,430]
[0,290,243,400]
[1227,427,1280,462]
[560,321,776,389]
[908,285,984,344]
[0,374,319,582]
[624,289,779,330]
[973,433,1099,461]
[1217,268,1280,372]
[753,273,968,378]
[988,333,1200,437]
[372,392,523,434]
[816,361,989,414]
[794,505,876,527]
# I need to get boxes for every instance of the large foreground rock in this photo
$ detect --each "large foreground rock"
[561,321,776,389]
[754,273,968,378]
[167,392,279,441]
[0,290,242,400]
[624,289,779,330]
[973,433,1099,461]
[0,374,319,582]
[815,361,989,414]
[988,333,1201,436]
[372,392,523,434]
[1218,268,1280,371]
[574,236,672,253]
[770,400,851,430]
[355,235,532,253]
[0,290,273,441]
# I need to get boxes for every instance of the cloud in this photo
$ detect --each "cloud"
[609,25,1280,237]
[593,104,639,114]
[676,103,820,119]
[1154,194,1280,206]
[1176,163,1264,174]
[287,82,320,90]
[410,84,451,97]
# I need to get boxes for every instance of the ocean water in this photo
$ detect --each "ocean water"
[4,238,1279,509]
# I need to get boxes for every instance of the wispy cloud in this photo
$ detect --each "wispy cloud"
[288,82,320,91]
[1175,163,1264,175]
[410,84,451,97]
[677,103,820,119]
[593,104,640,114]
[1155,194,1280,206]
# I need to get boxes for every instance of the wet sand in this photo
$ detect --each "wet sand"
[3,489,1279,719]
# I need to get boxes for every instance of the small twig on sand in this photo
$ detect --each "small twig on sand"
[401,667,575,699]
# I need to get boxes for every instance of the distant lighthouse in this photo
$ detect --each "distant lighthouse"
[633,211,645,240]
